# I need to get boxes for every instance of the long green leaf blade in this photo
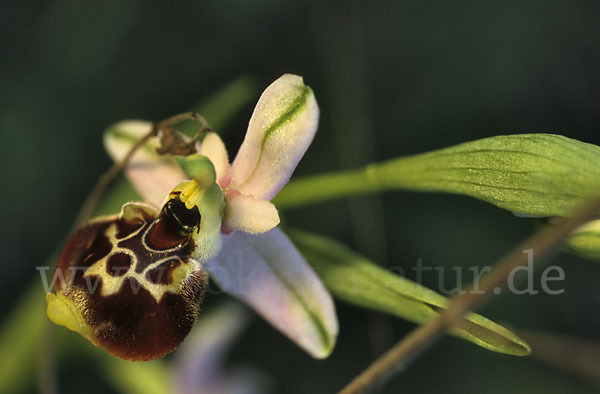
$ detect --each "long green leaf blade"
[276,134,600,217]
[288,228,531,356]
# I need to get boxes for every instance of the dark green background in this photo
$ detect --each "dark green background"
[2,1,600,393]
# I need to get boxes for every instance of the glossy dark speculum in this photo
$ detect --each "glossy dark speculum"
[161,197,201,236]
[54,202,207,361]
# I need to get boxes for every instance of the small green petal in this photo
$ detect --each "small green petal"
[175,154,217,189]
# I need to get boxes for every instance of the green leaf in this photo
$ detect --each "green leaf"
[288,228,531,356]
[275,134,600,217]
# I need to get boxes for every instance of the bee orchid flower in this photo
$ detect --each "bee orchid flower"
[46,74,338,361]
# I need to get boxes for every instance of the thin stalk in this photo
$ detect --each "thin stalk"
[274,167,377,209]
[338,193,600,394]
[71,112,209,229]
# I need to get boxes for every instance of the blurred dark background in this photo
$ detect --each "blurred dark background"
[2,0,600,393]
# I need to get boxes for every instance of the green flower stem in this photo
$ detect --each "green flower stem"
[338,192,600,394]
[275,167,379,209]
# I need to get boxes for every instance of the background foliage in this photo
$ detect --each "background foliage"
[2,1,600,393]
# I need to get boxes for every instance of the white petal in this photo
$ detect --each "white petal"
[199,132,231,189]
[223,192,280,234]
[205,228,338,358]
[230,74,319,201]
[103,120,187,207]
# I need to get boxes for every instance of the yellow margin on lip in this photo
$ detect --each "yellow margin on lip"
[45,291,93,340]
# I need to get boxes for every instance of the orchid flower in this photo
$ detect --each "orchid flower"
[45,74,338,361]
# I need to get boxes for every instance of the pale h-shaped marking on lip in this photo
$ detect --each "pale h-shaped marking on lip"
[83,222,196,303]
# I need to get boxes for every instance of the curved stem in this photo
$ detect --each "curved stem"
[71,112,210,229]
[71,127,155,230]
[338,193,600,394]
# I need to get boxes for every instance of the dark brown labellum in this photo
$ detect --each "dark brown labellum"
[49,202,207,361]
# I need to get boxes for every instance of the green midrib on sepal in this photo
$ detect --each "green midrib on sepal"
[260,85,311,150]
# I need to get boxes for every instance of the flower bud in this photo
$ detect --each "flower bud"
[563,219,600,261]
